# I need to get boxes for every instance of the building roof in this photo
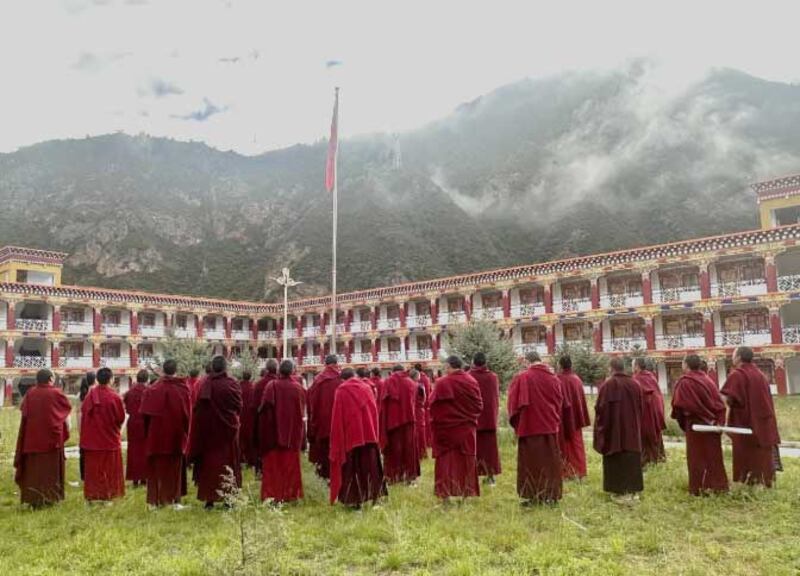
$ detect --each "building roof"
[752,174,800,202]
[0,246,68,266]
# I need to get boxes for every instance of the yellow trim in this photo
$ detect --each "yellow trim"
[759,195,800,230]
[0,262,62,285]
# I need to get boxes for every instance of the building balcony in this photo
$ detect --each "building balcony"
[514,343,548,356]
[62,320,93,334]
[59,356,93,369]
[16,318,51,332]
[654,287,702,304]
[511,303,546,318]
[335,354,347,364]
[304,326,322,337]
[139,325,165,337]
[0,313,6,329]
[378,351,405,362]
[783,325,800,344]
[603,337,647,353]
[474,307,503,320]
[231,330,251,341]
[600,294,644,309]
[778,275,800,292]
[102,323,130,337]
[325,324,346,336]
[100,356,131,369]
[14,355,50,369]
[138,357,158,369]
[407,315,432,329]
[713,279,767,298]
[377,318,401,331]
[407,349,434,361]
[204,329,225,340]
[440,311,466,325]
[352,352,373,363]
[173,327,197,339]
[554,298,592,313]
[656,335,705,350]
[718,330,771,347]
[351,321,372,334]
[258,330,278,340]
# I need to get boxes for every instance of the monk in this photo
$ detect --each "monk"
[123,370,149,487]
[594,357,643,498]
[414,363,433,452]
[370,368,384,405]
[77,371,95,482]
[409,369,428,463]
[188,355,243,508]
[186,368,202,406]
[671,354,728,495]
[359,367,378,401]
[258,360,305,502]
[633,358,666,465]
[721,346,780,487]
[469,352,501,484]
[330,368,387,507]
[380,365,420,484]
[557,355,591,480]
[252,359,278,474]
[14,369,72,507]
[80,367,126,502]
[429,356,483,500]
[507,351,563,504]
[307,355,342,479]
[140,359,192,507]
[238,370,258,468]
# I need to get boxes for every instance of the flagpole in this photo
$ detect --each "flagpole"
[330,86,339,354]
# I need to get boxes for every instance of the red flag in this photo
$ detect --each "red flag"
[325,88,339,193]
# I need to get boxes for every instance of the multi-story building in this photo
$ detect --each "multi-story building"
[2,174,800,401]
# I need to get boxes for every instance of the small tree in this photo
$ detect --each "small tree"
[156,330,211,376]
[551,342,608,393]
[445,319,519,391]
[230,348,260,380]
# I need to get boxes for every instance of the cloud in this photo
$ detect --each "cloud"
[218,56,241,64]
[172,98,227,122]
[72,51,131,71]
[148,78,183,98]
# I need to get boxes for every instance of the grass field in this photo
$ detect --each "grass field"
[1,407,799,576]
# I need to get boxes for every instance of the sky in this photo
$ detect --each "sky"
[0,0,798,155]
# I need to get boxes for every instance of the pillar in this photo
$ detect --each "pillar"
[164,312,172,330]
[593,321,603,353]
[130,311,138,335]
[703,311,715,348]
[320,313,327,336]
[5,339,14,368]
[430,298,439,325]
[765,254,778,293]
[346,340,353,363]
[464,293,473,321]
[590,277,600,309]
[196,315,204,338]
[297,315,304,338]
[544,283,554,314]
[371,338,378,363]
[403,335,409,360]
[432,333,440,360]
[770,306,783,345]
[224,317,232,339]
[50,341,60,369]
[130,345,139,368]
[4,378,12,407]
[371,306,378,330]
[52,305,61,332]
[641,270,653,305]
[277,342,284,361]
[277,317,283,338]
[400,302,407,328]
[545,325,556,355]
[502,289,511,318]
[344,309,352,333]
[6,303,15,330]
[699,261,711,300]
[93,308,102,334]
[645,317,656,351]
[252,318,259,340]
[774,358,788,396]
[92,343,100,368]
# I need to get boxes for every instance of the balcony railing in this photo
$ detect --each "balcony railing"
[600,294,644,309]
[778,274,800,292]
[102,323,131,336]
[719,330,771,347]
[378,351,404,362]
[713,279,767,298]
[654,286,702,304]
[325,324,346,336]
[101,356,131,369]
[555,298,592,313]
[440,311,466,325]
[139,325,165,337]
[204,329,225,340]
[62,320,93,334]
[406,349,434,361]
[513,343,548,356]
[407,315,432,329]
[511,303,546,318]
[59,356,93,369]
[173,327,197,339]
[304,326,322,337]
[16,318,51,332]
[335,354,348,364]
[604,337,647,353]
[231,330,251,341]
[377,318,401,331]
[138,357,158,369]
[783,325,800,344]
[352,321,372,333]
[14,356,50,368]
[475,307,504,320]
[258,330,278,339]
[352,352,373,363]
[656,334,706,350]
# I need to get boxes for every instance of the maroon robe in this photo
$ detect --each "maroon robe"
[429,370,483,499]
[672,371,729,494]
[558,369,590,479]
[307,366,342,479]
[507,364,563,502]
[14,384,72,506]
[379,371,420,483]
[188,372,242,503]
[419,372,433,449]
[721,363,780,487]
[252,371,276,471]
[329,378,386,505]
[123,383,148,483]
[469,366,501,477]
[258,374,306,502]
[594,372,643,495]
[80,385,126,501]
[634,370,666,465]
[414,381,428,461]
[141,375,192,505]
[238,378,258,467]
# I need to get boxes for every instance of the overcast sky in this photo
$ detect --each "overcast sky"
[0,0,797,154]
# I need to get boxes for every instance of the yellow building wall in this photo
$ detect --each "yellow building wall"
[759,195,800,229]
[0,261,62,285]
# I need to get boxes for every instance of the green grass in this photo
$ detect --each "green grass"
[1,408,799,575]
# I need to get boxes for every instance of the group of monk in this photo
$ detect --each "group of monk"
[12,344,782,511]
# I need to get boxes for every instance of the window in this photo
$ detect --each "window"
[360,340,371,353]
[388,338,401,352]
[745,312,768,332]
[519,287,544,304]
[447,298,464,313]
[140,313,156,327]
[16,270,28,283]
[63,308,85,322]
[562,282,589,300]
[232,318,245,331]
[415,301,431,316]
[61,342,83,358]
[100,343,121,357]
[103,310,121,325]
[482,292,502,309]
[139,344,154,356]
[521,326,542,343]
[204,317,217,330]
[386,305,400,319]
[417,335,432,349]
[563,323,588,341]
[176,314,188,329]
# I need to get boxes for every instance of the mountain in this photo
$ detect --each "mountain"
[1,64,799,301]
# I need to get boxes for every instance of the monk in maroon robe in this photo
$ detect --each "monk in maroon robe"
[258,360,305,502]
[671,354,728,495]
[123,370,149,486]
[14,369,72,507]
[238,371,258,468]
[359,367,379,401]
[409,369,428,463]
[370,368,384,407]
[252,359,278,473]
[414,363,433,452]
[186,369,201,408]
[721,346,780,487]
[380,365,420,484]
[307,356,342,479]
[80,367,126,501]
[633,358,666,466]
[330,368,387,507]
[594,358,643,497]
[140,359,192,507]
[508,352,563,504]
[469,353,501,483]
[557,355,591,480]
[188,355,243,508]
[429,356,483,499]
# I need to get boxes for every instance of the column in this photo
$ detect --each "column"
[277,342,284,361]
[641,270,653,305]
[544,283,554,314]
[703,310,715,348]
[296,314,304,338]
[130,344,139,368]
[430,297,439,325]
[52,305,61,332]
[3,377,12,407]
[93,308,102,334]
[196,315,204,338]
[545,324,556,355]
[320,313,327,336]
[464,293,473,321]
[432,333,440,360]
[50,340,60,369]
[344,309,352,333]
[699,261,711,300]
[590,276,600,309]
[164,311,172,330]
[644,316,656,351]
[92,342,100,368]
[6,302,15,330]
[774,357,788,396]
[400,302,407,328]
[5,339,14,368]
[769,305,783,345]
[224,317,232,339]
[371,338,378,363]
[346,340,353,363]
[371,306,378,330]
[130,310,139,335]
[765,254,778,293]
[402,335,408,361]
[252,318,259,341]
[592,321,603,353]
[502,289,511,319]
[277,317,283,339]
